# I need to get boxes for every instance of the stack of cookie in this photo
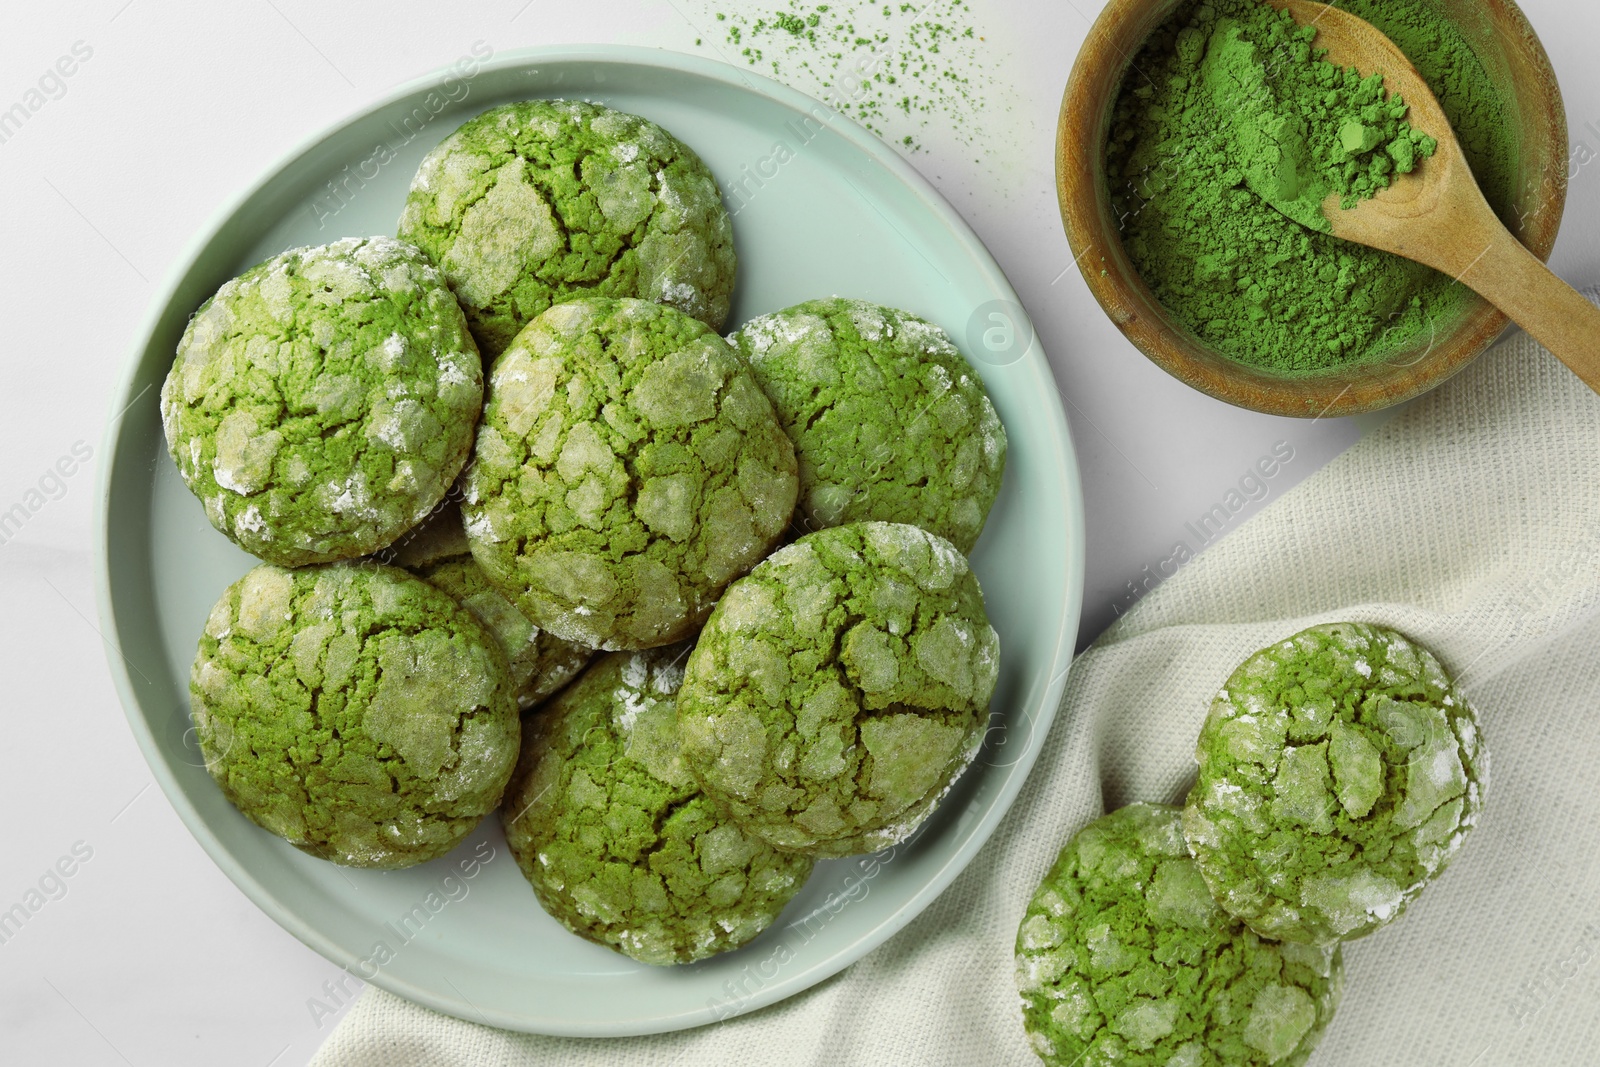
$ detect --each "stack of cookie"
[1014,623,1488,1066]
[162,100,1009,966]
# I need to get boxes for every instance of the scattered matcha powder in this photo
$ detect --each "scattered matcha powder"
[691,2,1000,153]
[1109,0,1517,371]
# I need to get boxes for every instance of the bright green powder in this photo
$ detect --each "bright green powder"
[1198,16,1436,231]
[1109,0,1517,371]
[694,2,995,152]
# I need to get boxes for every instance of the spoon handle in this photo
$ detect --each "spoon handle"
[1453,225,1600,394]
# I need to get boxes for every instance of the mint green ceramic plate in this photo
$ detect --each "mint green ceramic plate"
[95,46,1084,1036]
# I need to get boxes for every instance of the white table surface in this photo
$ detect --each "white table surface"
[1,2,1594,1063]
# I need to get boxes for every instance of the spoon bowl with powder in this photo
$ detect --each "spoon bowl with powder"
[1266,0,1600,391]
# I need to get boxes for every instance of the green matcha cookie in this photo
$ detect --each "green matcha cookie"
[416,560,592,708]
[161,236,483,567]
[189,563,519,868]
[1184,623,1487,945]
[380,494,473,569]
[382,499,592,707]
[398,99,736,359]
[729,298,1006,553]
[1018,804,1343,1067]
[463,297,798,650]
[502,645,813,964]
[677,521,997,857]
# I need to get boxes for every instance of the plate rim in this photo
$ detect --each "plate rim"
[93,42,1087,1037]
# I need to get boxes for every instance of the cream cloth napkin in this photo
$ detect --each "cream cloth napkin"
[314,292,1600,1067]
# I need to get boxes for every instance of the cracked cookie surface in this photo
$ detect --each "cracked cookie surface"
[189,562,519,868]
[502,645,813,964]
[463,297,797,651]
[1018,804,1343,1067]
[1184,622,1487,945]
[729,298,1006,553]
[399,502,593,708]
[398,99,736,359]
[677,521,997,857]
[161,236,482,567]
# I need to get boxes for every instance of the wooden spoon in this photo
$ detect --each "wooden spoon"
[1270,0,1600,392]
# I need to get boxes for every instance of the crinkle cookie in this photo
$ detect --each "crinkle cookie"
[1183,622,1487,945]
[729,298,1007,553]
[502,645,813,964]
[383,500,592,707]
[379,494,473,569]
[398,99,736,358]
[463,297,797,651]
[677,521,998,857]
[161,236,482,567]
[1017,804,1343,1067]
[414,556,593,709]
[189,563,519,868]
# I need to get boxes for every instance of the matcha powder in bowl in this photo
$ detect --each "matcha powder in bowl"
[1107,0,1519,372]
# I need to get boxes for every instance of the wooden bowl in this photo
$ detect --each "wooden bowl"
[1057,0,1568,417]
